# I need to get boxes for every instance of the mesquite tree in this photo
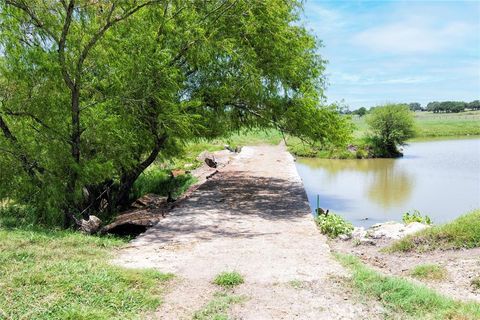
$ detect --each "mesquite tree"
[0,0,351,227]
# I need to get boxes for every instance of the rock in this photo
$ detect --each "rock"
[131,193,168,209]
[359,238,376,246]
[204,157,217,168]
[339,234,352,241]
[365,221,429,240]
[352,227,367,239]
[404,221,430,235]
[198,151,218,168]
[80,215,102,234]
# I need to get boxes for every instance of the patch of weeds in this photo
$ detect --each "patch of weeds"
[410,264,447,281]
[402,210,432,225]
[315,213,353,238]
[288,280,305,290]
[213,271,244,288]
[472,277,480,291]
[352,238,362,246]
[193,292,246,320]
[335,253,480,319]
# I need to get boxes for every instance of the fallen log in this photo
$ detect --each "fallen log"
[101,208,168,236]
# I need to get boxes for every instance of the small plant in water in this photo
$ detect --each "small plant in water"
[402,210,432,225]
[213,271,244,288]
[315,213,353,238]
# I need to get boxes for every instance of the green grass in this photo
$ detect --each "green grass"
[410,264,447,281]
[0,227,173,319]
[193,292,246,320]
[413,111,480,138]
[352,111,480,139]
[131,167,197,201]
[336,253,480,319]
[213,271,244,288]
[389,209,480,252]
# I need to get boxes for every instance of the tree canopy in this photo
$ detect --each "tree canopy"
[0,0,351,226]
[366,104,415,157]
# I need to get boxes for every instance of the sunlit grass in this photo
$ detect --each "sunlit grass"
[336,253,480,319]
[410,264,448,281]
[0,227,173,319]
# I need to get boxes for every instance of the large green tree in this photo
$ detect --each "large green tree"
[0,0,351,226]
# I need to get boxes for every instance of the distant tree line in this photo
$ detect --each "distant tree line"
[340,100,480,116]
[425,101,480,113]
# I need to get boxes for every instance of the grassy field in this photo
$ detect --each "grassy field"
[352,110,480,139]
[388,209,480,253]
[336,254,480,319]
[0,226,172,319]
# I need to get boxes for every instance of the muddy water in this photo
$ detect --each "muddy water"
[296,137,480,227]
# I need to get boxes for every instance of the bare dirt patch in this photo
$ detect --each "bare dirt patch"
[113,144,383,319]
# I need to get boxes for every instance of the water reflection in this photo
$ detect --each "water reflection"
[299,158,414,208]
[365,161,414,208]
[295,138,480,227]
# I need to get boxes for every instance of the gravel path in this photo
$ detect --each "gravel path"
[114,144,382,319]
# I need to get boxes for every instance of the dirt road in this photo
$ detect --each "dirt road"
[114,144,382,319]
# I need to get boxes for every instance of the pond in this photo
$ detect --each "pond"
[295,137,480,227]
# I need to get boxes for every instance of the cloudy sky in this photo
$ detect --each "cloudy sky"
[302,0,480,109]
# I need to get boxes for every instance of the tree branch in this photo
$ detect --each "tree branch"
[58,0,75,89]
[5,0,60,44]
[76,1,159,77]
[0,114,44,177]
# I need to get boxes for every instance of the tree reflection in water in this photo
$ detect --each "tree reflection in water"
[298,158,414,208]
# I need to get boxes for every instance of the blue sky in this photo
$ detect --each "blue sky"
[302,0,480,109]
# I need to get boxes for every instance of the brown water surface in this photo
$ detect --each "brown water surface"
[295,137,480,227]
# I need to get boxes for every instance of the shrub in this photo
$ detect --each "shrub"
[366,104,416,157]
[355,149,368,159]
[402,210,432,225]
[213,272,244,288]
[315,213,353,238]
[0,203,40,228]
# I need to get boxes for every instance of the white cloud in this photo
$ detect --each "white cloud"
[353,19,472,54]
[303,3,346,35]
[332,72,435,86]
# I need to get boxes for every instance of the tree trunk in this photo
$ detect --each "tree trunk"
[64,86,82,226]
[115,135,167,210]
